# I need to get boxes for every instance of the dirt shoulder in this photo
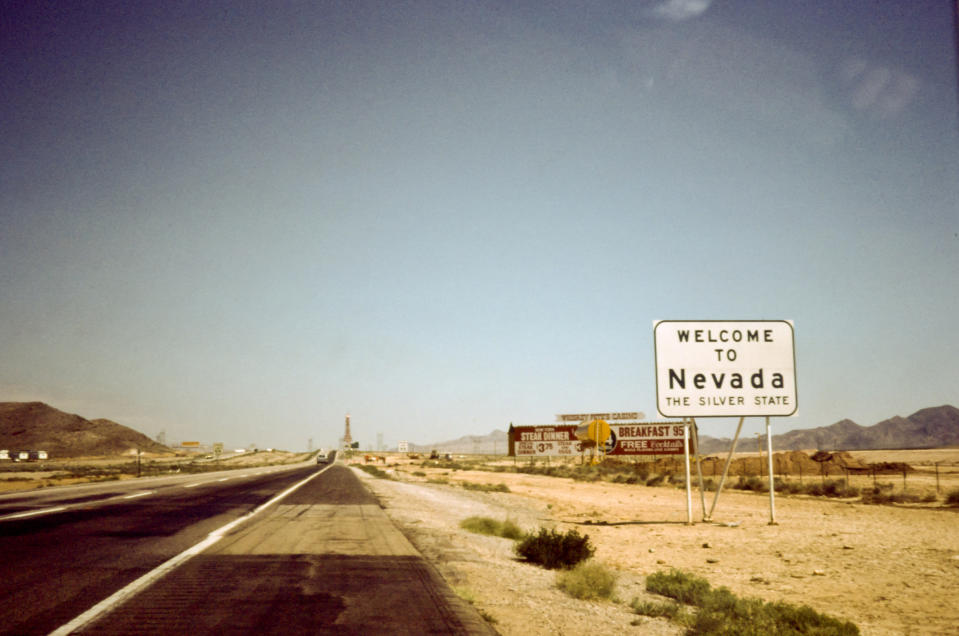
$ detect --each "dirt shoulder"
[353,467,681,635]
[355,461,959,635]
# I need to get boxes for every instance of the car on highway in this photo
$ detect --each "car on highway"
[316,450,336,465]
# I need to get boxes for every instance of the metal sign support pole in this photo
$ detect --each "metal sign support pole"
[766,416,777,525]
[691,419,707,520]
[706,416,745,522]
[683,422,693,525]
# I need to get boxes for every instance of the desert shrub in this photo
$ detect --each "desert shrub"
[887,492,921,504]
[733,476,768,492]
[861,488,891,504]
[646,569,712,605]
[411,471,426,477]
[820,480,859,498]
[515,527,594,569]
[643,569,859,635]
[555,561,617,600]
[861,488,923,505]
[461,481,510,493]
[630,599,687,622]
[646,474,666,487]
[774,478,804,494]
[355,464,390,479]
[946,489,959,506]
[459,516,524,540]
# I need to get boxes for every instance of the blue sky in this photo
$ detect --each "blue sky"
[2,1,957,450]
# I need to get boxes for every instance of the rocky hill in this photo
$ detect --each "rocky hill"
[697,405,959,454]
[0,402,172,458]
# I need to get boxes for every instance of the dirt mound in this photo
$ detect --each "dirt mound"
[0,402,172,458]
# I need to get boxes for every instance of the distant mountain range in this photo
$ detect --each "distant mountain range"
[3,401,956,458]
[415,405,959,455]
[0,402,171,458]
[693,405,959,454]
[409,432,508,455]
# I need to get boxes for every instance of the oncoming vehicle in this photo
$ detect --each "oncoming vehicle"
[316,450,336,465]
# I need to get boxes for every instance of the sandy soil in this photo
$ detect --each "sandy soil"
[355,460,959,636]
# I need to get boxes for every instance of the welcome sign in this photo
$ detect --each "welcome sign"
[654,320,797,418]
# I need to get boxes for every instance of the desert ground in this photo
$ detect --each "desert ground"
[4,449,958,634]
[354,450,959,636]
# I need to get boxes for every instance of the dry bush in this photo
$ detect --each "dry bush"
[555,561,617,600]
[515,527,594,570]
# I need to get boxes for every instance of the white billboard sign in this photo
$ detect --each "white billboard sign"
[654,320,797,417]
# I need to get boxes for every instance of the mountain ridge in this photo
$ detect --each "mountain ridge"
[696,405,959,454]
[0,401,172,457]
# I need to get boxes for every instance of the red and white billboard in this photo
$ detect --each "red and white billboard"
[606,422,686,456]
[509,422,687,456]
[508,425,582,457]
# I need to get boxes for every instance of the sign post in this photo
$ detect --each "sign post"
[683,421,692,525]
[654,320,796,524]
[766,416,776,524]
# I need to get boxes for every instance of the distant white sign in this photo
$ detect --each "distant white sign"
[556,412,644,422]
[654,320,797,417]
[397,440,409,453]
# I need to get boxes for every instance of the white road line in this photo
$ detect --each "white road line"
[50,465,332,636]
[0,506,68,521]
[183,483,202,488]
[217,478,229,482]
[123,492,153,500]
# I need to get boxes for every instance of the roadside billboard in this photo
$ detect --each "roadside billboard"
[509,422,686,456]
[508,425,582,457]
[606,422,686,455]
[654,320,797,418]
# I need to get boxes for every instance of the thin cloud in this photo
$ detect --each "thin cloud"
[648,0,713,22]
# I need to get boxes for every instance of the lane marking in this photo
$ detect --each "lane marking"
[50,465,332,636]
[0,462,316,522]
[0,506,68,521]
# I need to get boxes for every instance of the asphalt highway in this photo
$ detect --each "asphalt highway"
[0,464,493,635]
